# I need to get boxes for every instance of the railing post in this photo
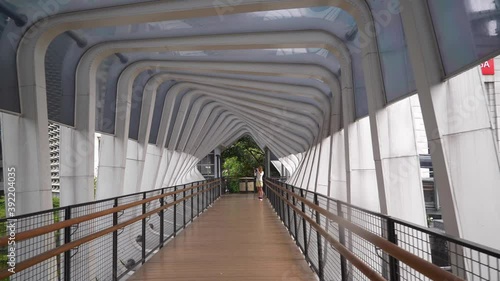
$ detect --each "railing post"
[279,183,284,222]
[292,186,298,242]
[191,185,194,223]
[174,186,177,237]
[183,185,186,229]
[210,181,214,205]
[219,178,222,198]
[300,189,308,257]
[286,184,291,234]
[202,182,205,212]
[387,218,400,281]
[337,202,348,281]
[197,182,200,217]
[159,190,164,248]
[64,206,71,281]
[141,192,146,264]
[314,194,324,280]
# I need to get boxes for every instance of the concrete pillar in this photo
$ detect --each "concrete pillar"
[96,134,126,199]
[140,144,163,191]
[59,70,96,205]
[329,131,347,201]
[0,113,52,215]
[401,0,500,250]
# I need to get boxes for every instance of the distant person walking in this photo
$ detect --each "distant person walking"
[255,166,264,201]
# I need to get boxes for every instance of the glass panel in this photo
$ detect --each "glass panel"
[95,55,121,134]
[128,71,150,140]
[45,33,78,125]
[2,0,156,15]
[428,0,500,75]
[367,0,416,102]
[0,5,20,113]
[149,80,175,144]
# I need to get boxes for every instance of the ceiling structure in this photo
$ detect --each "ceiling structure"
[1,0,498,161]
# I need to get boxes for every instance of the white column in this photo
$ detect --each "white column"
[0,112,52,215]
[140,144,163,191]
[59,126,95,205]
[95,134,126,199]
[329,131,347,201]
[401,0,500,249]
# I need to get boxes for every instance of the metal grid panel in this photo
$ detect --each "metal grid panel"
[394,221,500,281]
[320,197,343,281]
[117,193,144,277]
[0,181,218,280]
[71,200,115,280]
[11,208,66,281]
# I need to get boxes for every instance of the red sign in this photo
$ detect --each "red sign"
[481,59,495,75]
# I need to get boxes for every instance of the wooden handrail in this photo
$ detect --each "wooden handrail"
[266,180,464,281]
[0,183,220,279]
[267,185,387,281]
[0,179,220,247]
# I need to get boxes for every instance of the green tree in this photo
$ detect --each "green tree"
[221,136,264,178]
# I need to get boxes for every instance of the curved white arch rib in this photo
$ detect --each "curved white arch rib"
[164,94,309,157]
[112,60,344,192]
[150,75,327,146]
[109,58,344,194]
[100,69,333,197]
[116,59,341,144]
[86,32,350,197]
[83,29,350,195]
[10,0,378,213]
[156,82,321,145]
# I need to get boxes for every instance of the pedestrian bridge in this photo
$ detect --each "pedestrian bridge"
[1,179,499,281]
[1,0,500,280]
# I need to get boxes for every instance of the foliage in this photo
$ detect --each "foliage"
[221,135,264,178]
[226,178,240,193]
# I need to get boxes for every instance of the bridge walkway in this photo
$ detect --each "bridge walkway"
[129,194,317,281]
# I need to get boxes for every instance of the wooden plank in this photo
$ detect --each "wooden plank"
[129,194,318,281]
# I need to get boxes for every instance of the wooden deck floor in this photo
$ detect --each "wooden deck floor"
[129,194,318,281]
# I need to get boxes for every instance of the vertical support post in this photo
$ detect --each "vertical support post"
[197,182,200,217]
[174,186,177,237]
[387,218,400,281]
[300,189,308,257]
[202,182,205,211]
[286,184,291,234]
[64,207,72,281]
[337,202,348,281]
[315,194,324,280]
[279,183,284,222]
[183,185,186,229]
[112,199,118,281]
[191,185,194,223]
[278,186,282,220]
[159,189,164,248]
[292,186,298,241]
[141,192,146,264]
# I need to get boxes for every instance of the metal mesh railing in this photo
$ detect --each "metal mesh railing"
[0,179,222,280]
[265,178,500,281]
